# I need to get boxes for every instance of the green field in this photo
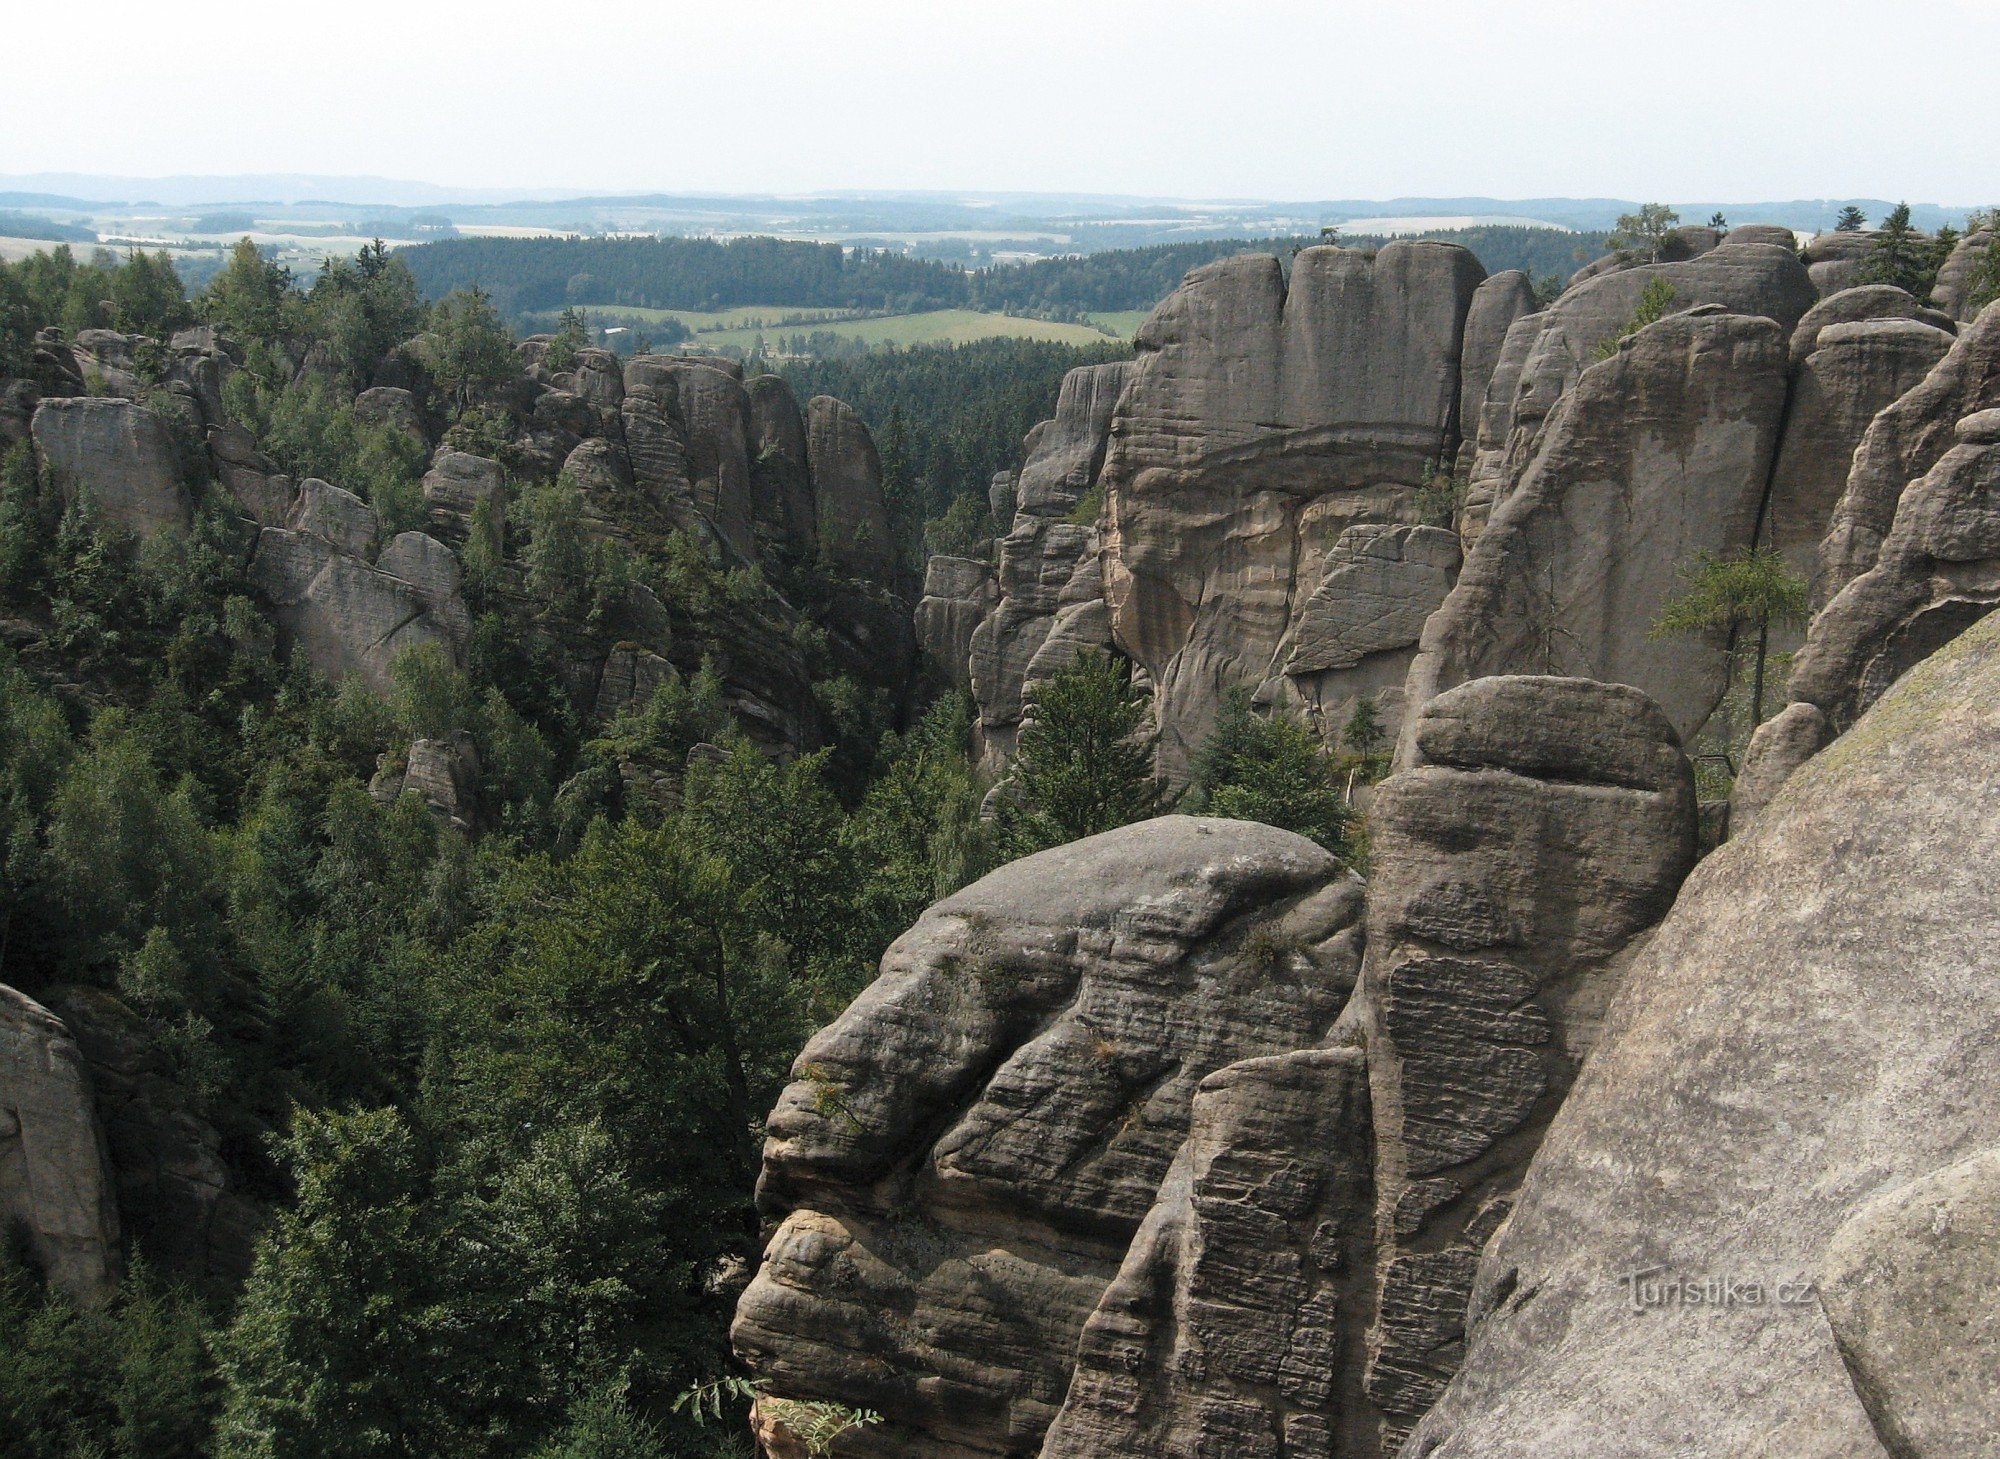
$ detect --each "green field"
[534,302,1138,354]
[1086,310,1152,337]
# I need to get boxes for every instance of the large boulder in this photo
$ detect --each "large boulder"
[1014,361,1131,517]
[1931,228,1997,322]
[0,984,121,1305]
[288,477,380,559]
[1790,408,2000,727]
[250,527,465,693]
[806,395,896,583]
[1767,316,1954,593]
[30,397,192,539]
[1816,300,2000,605]
[733,817,1365,1459]
[1351,676,1695,1443]
[1787,283,1954,365]
[1455,271,1539,469]
[1100,243,1487,773]
[422,450,506,554]
[1403,310,1791,756]
[1404,609,2000,1459]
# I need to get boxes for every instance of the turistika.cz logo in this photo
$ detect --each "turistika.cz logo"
[1615,1267,1818,1313]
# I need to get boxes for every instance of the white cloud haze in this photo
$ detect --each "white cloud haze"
[1,0,1992,202]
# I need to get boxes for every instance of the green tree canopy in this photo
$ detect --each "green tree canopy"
[995,649,1163,858]
[1188,692,1352,855]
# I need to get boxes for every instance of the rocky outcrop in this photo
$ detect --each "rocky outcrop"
[1727,699,1831,831]
[422,449,506,554]
[289,477,380,559]
[41,986,260,1288]
[1454,272,1539,474]
[1803,229,1880,297]
[1767,314,1954,590]
[374,732,481,832]
[733,817,1365,1459]
[1404,608,2000,1459]
[1040,1046,1375,1459]
[1404,310,1790,754]
[1350,676,1695,1445]
[1816,300,2000,604]
[1931,227,1996,322]
[807,396,896,582]
[966,362,1130,764]
[30,396,192,539]
[1819,1149,2000,1459]
[1789,407,2000,726]
[747,374,817,561]
[250,524,468,693]
[0,984,121,1304]
[1101,243,1487,772]
[916,555,997,688]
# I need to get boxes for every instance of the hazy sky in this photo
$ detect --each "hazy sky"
[5,0,1996,202]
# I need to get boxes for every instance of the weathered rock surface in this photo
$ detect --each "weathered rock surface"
[1727,699,1831,830]
[1455,271,1539,466]
[288,477,380,559]
[1791,406,2000,726]
[375,732,481,832]
[1788,284,1954,365]
[1101,243,1487,772]
[42,986,260,1287]
[807,395,896,582]
[1817,300,2000,604]
[1931,228,1996,322]
[1353,676,1695,1443]
[250,526,467,693]
[422,449,506,553]
[747,374,817,560]
[1405,610,2000,1459]
[916,555,998,687]
[1767,316,1955,590]
[1404,311,1790,754]
[0,984,121,1304]
[1819,1148,2000,1459]
[734,817,1365,1459]
[1041,1046,1375,1459]
[31,396,192,539]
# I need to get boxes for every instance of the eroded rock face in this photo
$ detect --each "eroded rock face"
[1404,311,1790,755]
[1817,300,2000,605]
[422,449,506,554]
[1819,1149,2000,1459]
[1931,228,1997,322]
[807,395,896,583]
[1101,243,1487,772]
[1455,272,1540,472]
[1767,317,1954,592]
[1352,677,1695,1444]
[1041,1046,1375,1459]
[1404,611,2000,1459]
[734,817,1365,1459]
[917,555,998,687]
[31,397,192,539]
[0,984,121,1305]
[747,374,817,560]
[1790,408,2000,727]
[250,526,467,693]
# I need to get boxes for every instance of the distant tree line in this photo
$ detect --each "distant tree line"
[400,227,1617,325]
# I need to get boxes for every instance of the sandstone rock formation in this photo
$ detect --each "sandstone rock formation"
[1931,227,1996,322]
[807,395,897,582]
[1404,310,1790,755]
[250,524,468,693]
[916,555,998,688]
[31,396,192,539]
[1348,676,1694,1445]
[1816,300,2000,604]
[1766,314,1954,591]
[1100,243,1486,772]
[1789,406,2000,726]
[0,984,121,1304]
[422,449,506,554]
[734,817,1365,1459]
[1818,1149,2000,1459]
[1041,1045,1374,1459]
[1404,609,2000,1459]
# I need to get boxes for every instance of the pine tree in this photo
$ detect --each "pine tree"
[1856,203,1934,297]
[996,650,1162,857]
[1189,693,1351,854]
[1834,205,1869,233]
[1650,546,1809,729]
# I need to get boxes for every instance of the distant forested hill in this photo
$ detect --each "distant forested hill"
[399,234,970,314]
[401,226,1614,324]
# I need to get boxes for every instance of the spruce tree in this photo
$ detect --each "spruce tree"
[1835,205,1868,233]
[996,650,1162,857]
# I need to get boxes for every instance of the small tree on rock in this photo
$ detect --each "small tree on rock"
[1649,546,1809,732]
[1609,204,1681,263]
[1835,205,1869,233]
[1188,692,1351,855]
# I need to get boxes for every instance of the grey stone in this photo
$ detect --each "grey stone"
[1817,300,2000,606]
[1404,311,1790,755]
[734,817,1365,1459]
[1819,1148,2000,1459]
[31,397,191,539]
[915,554,997,688]
[1789,284,1955,365]
[1727,701,1832,831]
[352,385,427,446]
[288,477,380,559]
[1405,610,2000,1459]
[806,395,896,582]
[250,528,461,693]
[1931,229,1997,322]
[1015,361,1132,517]
[746,374,816,559]
[0,984,120,1305]
[421,450,506,555]
[1457,272,1539,457]
[1769,318,1955,592]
